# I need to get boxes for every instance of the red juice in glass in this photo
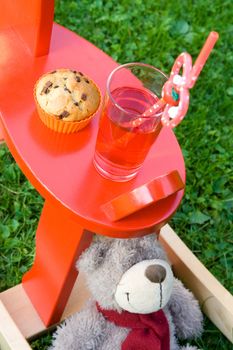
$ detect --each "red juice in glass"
[93,63,167,181]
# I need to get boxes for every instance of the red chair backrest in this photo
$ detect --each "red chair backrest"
[0,0,54,56]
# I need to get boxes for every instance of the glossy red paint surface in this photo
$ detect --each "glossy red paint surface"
[101,170,185,222]
[0,0,54,56]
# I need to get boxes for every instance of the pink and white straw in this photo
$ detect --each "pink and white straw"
[143,31,219,128]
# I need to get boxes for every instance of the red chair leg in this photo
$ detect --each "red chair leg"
[22,200,93,326]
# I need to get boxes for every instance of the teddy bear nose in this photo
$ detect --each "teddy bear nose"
[145,264,166,283]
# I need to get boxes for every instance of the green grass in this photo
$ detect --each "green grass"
[1,0,233,349]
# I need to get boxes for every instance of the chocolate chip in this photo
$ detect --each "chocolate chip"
[75,76,81,82]
[40,86,50,95]
[45,81,53,88]
[72,70,77,74]
[54,85,59,88]
[79,71,84,76]
[50,70,56,74]
[74,102,79,107]
[63,77,67,80]
[64,87,71,93]
[84,79,90,84]
[40,80,53,94]
[59,110,70,119]
[81,93,87,101]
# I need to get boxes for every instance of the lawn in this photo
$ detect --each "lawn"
[0,0,232,349]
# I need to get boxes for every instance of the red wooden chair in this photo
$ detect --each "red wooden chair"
[0,1,232,347]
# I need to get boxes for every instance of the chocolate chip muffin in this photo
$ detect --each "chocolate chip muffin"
[34,69,101,133]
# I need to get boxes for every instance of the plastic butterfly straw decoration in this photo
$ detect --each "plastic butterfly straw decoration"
[143,31,219,128]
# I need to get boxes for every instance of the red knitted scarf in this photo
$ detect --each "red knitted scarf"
[96,303,170,350]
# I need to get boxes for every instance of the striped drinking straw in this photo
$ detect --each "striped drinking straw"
[142,31,219,128]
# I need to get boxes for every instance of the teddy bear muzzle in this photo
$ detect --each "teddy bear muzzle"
[114,259,174,314]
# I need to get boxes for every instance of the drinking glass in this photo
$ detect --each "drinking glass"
[93,62,167,181]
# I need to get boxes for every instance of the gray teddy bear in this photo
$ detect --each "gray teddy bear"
[50,234,203,350]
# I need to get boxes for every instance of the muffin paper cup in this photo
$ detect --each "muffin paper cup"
[33,72,101,133]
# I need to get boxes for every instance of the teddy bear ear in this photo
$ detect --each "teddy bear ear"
[76,236,113,274]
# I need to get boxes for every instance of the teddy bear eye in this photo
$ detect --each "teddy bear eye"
[98,248,106,259]
[122,254,138,270]
[95,246,108,267]
[92,249,107,269]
